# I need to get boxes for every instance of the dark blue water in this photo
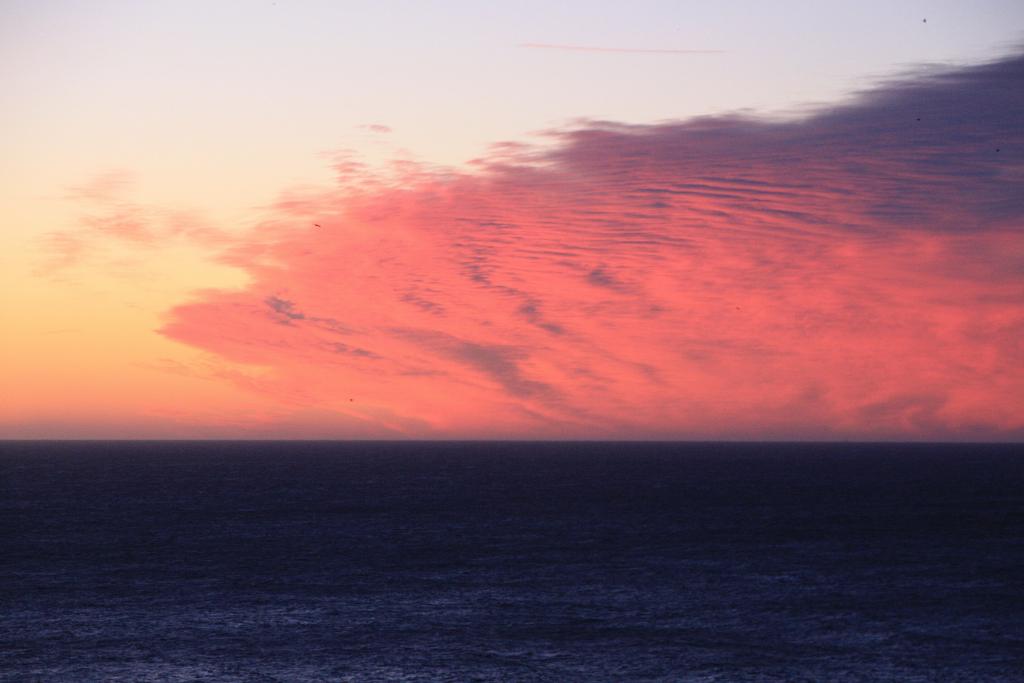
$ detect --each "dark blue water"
[1,441,1022,681]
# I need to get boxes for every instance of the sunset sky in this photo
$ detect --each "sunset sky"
[2,1,1023,439]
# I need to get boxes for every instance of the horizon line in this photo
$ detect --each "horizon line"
[1,438,1019,445]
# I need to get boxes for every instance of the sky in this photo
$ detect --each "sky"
[2,0,1023,440]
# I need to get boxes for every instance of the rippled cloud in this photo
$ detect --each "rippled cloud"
[98,52,1024,438]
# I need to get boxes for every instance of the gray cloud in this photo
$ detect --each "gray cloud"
[392,328,556,399]
[265,296,305,324]
[519,43,722,55]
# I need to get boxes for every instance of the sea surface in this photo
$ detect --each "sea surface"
[1,441,1022,681]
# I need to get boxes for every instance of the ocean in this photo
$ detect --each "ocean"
[1,441,1021,681]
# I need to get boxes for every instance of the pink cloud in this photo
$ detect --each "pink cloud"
[38,175,232,273]
[127,53,1024,438]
